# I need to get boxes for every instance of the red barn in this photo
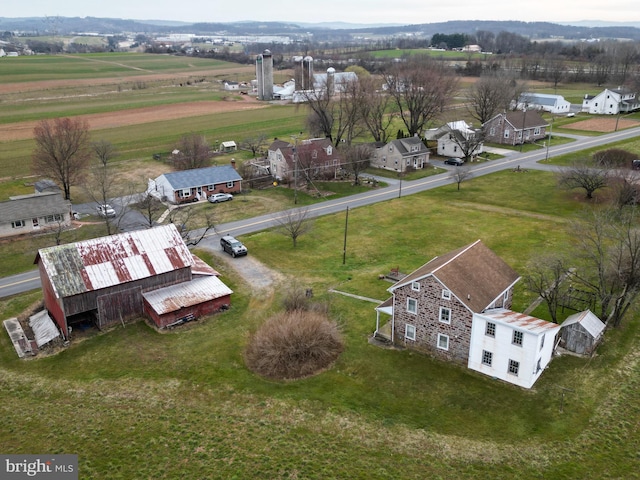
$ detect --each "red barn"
[35,224,232,338]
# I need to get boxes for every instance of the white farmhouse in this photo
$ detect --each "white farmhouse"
[468,308,561,389]
[581,87,640,115]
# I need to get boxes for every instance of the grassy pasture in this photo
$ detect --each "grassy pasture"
[0,53,241,83]
[1,169,638,478]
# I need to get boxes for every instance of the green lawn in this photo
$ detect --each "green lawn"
[1,168,638,479]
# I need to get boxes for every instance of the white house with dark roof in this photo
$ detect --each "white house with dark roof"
[581,87,640,115]
[0,192,71,239]
[148,164,243,204]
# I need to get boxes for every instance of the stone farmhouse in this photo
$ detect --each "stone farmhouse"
[374,240,561,388]
[482,111,549,147]
[369,137,430,173]
[267,137,342,181]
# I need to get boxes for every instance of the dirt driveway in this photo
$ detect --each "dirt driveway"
[207,247,285,293]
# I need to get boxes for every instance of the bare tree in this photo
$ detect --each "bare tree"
[442,124,485,162]
[303,82,335,142]
[172,133,213,170]
[357,75,395,143]
[86,140,119,234]
[32,117,92,200]
[467,73,513,125]
[132,193,166,228]
[340,144,372,186]
[557,162,609,200]
[523,255,571,323]
[569,207,640,327]
[240,134,268,158]
[383,56,458,137]
[273,208,313,248]
[168,205,216,246]
[449,165,474,191]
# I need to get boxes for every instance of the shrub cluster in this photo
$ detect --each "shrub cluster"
[245,310,343,380]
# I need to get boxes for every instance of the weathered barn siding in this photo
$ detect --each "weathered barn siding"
[62,268,191,319]
[145,295,230,329]
[97,286,144,329]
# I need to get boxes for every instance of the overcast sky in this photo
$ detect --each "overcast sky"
[10,0,640,25]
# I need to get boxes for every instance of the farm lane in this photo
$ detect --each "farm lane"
[2,125,640,298]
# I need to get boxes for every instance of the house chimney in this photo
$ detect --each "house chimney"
[230,158,236,169]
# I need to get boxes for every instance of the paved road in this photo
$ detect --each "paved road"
[2,126,640,299]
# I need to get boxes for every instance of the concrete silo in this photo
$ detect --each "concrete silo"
[292,56,303,92]
[302,56,313,91]
[326,67,335,96]
[256,49,274,101]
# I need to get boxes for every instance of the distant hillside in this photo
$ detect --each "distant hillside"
[1,16,640,40]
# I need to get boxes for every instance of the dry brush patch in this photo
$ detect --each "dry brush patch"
[245,310,344,381]
[565,117,640,133]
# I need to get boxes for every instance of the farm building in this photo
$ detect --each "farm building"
[560,310,605,356]
[35,224,232,338]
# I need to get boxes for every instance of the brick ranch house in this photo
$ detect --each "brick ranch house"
[35,224,232,338]
[147,164,243,205]
[374,240,561,388]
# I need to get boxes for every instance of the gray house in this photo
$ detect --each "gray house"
[147,164,243,204]
[370,137,430,173]
[0,192,71,239]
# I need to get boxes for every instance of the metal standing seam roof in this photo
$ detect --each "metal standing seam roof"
[478,308,560,334]
[142,275,233,315]
[28,310,60,347]
[561,310,605,338]
[160,165,243,190]
[37,224,194,298]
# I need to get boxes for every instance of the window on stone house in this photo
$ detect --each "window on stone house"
[437,334,449,350]
[442,289,451,300]
[411,282,420,291]
[439,307,451,324]
[405,324,416,341]
[407,298,417,314]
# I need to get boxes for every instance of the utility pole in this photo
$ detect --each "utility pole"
[342,206,349,265]
[520,103,528,153]
[545,117,553,162]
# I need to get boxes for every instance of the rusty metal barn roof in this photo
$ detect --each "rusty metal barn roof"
[142,276,233,315]
[36,224,193,298]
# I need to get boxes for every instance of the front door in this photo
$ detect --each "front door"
[32,218,39,228]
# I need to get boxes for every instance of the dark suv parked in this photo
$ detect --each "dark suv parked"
[220,235,247,257]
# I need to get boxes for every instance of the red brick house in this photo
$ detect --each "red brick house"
[375,240,520,363]
[482,111,549,147]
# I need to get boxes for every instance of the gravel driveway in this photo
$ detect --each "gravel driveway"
[205,247,285,292]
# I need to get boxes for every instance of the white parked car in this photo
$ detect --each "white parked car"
[96,204,116,218]
[208,193,233,203]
